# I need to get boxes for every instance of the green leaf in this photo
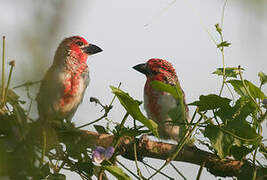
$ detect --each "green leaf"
[258,72,267,86]
[189,94,231,111]
[76,161,94,176]
[110,86,158,137]
[40,163,50,178]
[150,81,182,99]
[230,145,253,160]
[212,67,244,78]
[168,107,186,124]
[103,165,131,180]
[217,41,231,48]
[94,125,108,134]
[118,127,150,137]
[0,87,27,124]
[204,125,233,158]
[214,105,233,124]
[48,174,66,180]
[231,97,257,120]
[227,80,266,100]
[224,120,261,145]
[216,97,257,122]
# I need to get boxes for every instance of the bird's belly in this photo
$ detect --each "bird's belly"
[144,91,177,123]
[57,75,86,113]
[157,92,177,120]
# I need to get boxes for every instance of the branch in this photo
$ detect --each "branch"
[81,130,267,179]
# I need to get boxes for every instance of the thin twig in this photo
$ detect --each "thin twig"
[42,128,47,165]
[148,113,202,179]
[77,82,121,129]
[142,161,174,179]
[196,161,205,180]
[3,61,15,105]
[238,66,263,115]
[252,148,258,180]
[112,112,129,149]
[170,162,187,180]
[1,36,6,106]
[184,0,217,46]
[117,160,140,179]
[133,118,143,179]
[12,80,41,89]
[220,0,228,29]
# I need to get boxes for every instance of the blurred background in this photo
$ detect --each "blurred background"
[0,0,266,179]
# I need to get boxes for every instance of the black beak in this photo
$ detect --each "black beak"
[83,44,102,55]
[133,63,149,75]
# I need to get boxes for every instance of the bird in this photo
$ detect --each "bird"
[133,58,190,141]
[36,36,102,123]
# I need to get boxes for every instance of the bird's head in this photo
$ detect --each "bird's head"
[133,58,178,84]
[54,36,102,65]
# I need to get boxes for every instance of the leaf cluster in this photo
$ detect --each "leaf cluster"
[190,69,266,160]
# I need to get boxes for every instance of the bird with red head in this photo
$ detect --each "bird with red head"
[133,58,190,141]
[37,36,102,123]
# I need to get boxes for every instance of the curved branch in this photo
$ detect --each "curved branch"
[81,130,267,179]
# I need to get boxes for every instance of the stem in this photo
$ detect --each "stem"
[42,128,47,165]
[225,82,235,103]
[77,83,121,129]
[189,108,197,124]
[12,80,41,89]
[133,119,143,179]
[148,114,202,179]
[116,160,140,179]
[218,0,228,97]
[170,162,187,180]
[1,36,6,105]
[3,61,15,105]
[109,82,121,106]
[252,148,258,180]
[196,161,205,180]
[238,67,263,115]
[112,113,129,149]
[184,0,217,46]
[142,161,174,179]
[77,112,109,129]
[220,0,228,29]
[218,43,226,97]
[144,0,176,27]
[212,109,220,125]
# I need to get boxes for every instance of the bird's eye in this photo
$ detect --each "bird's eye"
[76,41,84,46]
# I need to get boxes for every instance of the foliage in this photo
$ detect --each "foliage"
[0,10,267,180]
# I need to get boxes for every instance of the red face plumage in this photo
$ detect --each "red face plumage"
[66,36,90,64]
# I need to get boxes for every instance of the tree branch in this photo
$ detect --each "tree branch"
[81,130,267,179]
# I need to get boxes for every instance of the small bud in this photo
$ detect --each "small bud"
[9,60,15,67]
[90,97,99,103]
[215,23,222,33]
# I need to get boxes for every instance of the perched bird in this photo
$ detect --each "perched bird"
[133,58,190,141]
[37,36,102,122]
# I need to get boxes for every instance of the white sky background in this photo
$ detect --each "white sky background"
[0,0,267,179]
